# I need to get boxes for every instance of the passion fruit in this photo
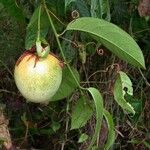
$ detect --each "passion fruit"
[14,51,62,103]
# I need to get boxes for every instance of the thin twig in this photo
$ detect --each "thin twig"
[133,28,150,34]
[48,10,66,26]
[139,68,150,87]
[0,60,13,77]
[0,89,18,95]
[59,36,78,47]
[61,99,69,150]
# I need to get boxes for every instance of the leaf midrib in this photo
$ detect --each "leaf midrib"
[67,22,144,67]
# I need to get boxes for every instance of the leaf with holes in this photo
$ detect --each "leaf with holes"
[114,71,135,114]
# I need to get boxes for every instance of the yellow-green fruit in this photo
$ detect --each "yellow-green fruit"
[14,53,62,103]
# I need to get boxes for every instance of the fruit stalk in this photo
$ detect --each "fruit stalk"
[37,4,41,41]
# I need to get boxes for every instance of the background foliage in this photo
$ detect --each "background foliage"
[0,0,150,149]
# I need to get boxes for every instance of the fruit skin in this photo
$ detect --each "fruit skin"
[14,53,62,103]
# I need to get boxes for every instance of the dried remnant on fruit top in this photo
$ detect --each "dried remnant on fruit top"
[16,46,64,68]
[16,46,37,66]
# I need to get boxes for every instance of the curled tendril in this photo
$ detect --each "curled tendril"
[97,48,104,56]
[71,10,80,19]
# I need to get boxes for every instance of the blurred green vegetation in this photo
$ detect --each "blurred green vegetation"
[0,0,150,149]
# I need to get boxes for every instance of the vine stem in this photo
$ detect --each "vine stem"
[48,10,66,26]
[37,5,42,41]
[43,0,82,89]
[61,98,69,150]
[42,3,102,150]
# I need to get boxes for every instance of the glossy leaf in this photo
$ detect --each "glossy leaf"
[87,87,104,150]
[25,6,49,49]
[114,71,135,114]
[103,109,115,150]
[71,96,93,130]
[66,17,145,69]
[52,66,80,101]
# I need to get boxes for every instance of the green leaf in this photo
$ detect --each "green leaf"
[66,17,145,69]
[103,109,115,150]
[40,128,54,135]
[51,121,61,132]
[51,66,80,101]
[0,8,24,63]
[25,6,49,49]
[65,0,76,12]
[21,113,28,126]
[126,95,143,123]
[114,71,135,114]
[129,139,150,149]
[75,0,90,17]
[78,133,88,143]
[90,0,110,21]
[68,0,90,17]
[46,0,65,17]
[62,32,76,62]
[87,87,103,150]
[71,96,93,130]
[0,0,25,22]
[143,141,150,149]
[91,146,99,150]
